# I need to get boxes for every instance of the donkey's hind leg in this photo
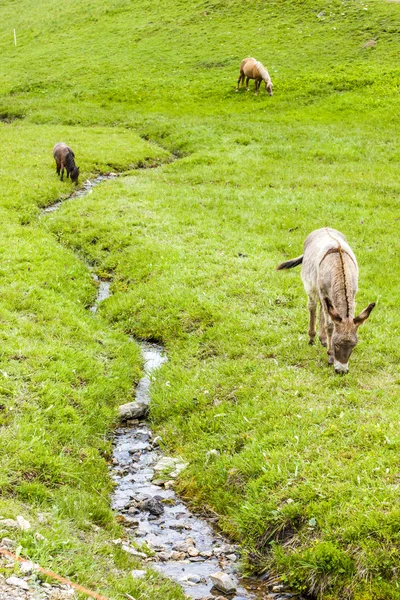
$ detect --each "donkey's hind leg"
[236,72,244,91]
[318,304,327,347]
[307,296,317,345]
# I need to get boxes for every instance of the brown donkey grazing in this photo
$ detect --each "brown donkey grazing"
[236,57,273,95]
[53,142,79,185]
[277,228,375,374]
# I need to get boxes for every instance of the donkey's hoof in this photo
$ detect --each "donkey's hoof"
[328,354,334,365]
[308,338,315,346]
[319,337,327,347]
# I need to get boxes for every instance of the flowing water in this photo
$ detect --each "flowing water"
[44,176,303,600]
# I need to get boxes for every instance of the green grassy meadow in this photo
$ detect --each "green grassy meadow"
[1,0,400,598]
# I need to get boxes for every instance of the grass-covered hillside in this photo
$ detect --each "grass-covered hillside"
[1,0,400,598]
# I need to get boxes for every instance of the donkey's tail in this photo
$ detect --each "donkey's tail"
[276,255,303,270]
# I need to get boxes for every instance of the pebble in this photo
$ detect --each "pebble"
[210,572,237,594]
[20,561,35,575]
[0,519,18,529]
[16,516,31,531]
[6,577,30,591]
[119,401,148,421]
[157,551,171,561]
[1,537,16,549]
[131,569,146,579]
[170,551,186,560]
[187,574,201,584]
[140,497,164,516]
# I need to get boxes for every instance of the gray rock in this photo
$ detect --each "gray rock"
[16,516,31,531]
[157,551,171,561]
[170,550,186,560]
[187,574,201,584]
[6,576,30,591]
[1,537,16,549]
[0,519,18,529]
[119,401,148,421]
[153,457,177,472]
[210,572,237,594]
[141,497,164,516]
[20,561,35,575]
[131,569,146,579]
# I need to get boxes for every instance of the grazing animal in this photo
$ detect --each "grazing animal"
[236,57,273,95]
[53,142,79,185]
[277,228,375,374]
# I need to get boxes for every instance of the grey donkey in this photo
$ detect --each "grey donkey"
[277,228,375,374]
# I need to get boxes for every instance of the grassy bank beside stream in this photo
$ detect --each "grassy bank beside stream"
[1,0,400,597]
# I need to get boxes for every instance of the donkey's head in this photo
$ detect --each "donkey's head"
[324,298,375,374]
[265,81,273,96]
[71,166,80,185]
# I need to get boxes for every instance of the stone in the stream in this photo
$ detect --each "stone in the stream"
[6,576,30,590]
[210,572,237,594]
[187,574,201,584]
[157,551,172,561]
[149,543,166,552]
[200,550,213,558]
[153,457,177,472]
[118,401,148,421]
[170,550,186,560]
[173,541,192,553]
[141,497,165,516]
[187,546,199,557]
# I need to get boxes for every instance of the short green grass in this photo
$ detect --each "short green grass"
[1,0,400,598]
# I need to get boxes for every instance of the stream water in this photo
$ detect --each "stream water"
[44,176,302,600]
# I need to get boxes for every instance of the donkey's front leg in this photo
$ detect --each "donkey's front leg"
[307,297,317,345]
[245,77,250,91]
[326,318,334,365]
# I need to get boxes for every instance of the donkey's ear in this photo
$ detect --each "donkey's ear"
[324,297,342,322]
[354,302,375,327]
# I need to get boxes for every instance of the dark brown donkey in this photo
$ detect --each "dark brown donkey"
[53,142,80,185]
[277,228,375,374]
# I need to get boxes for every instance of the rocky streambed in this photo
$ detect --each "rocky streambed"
[44,175,303,600]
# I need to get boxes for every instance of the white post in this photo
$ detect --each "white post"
[13,29,17,46]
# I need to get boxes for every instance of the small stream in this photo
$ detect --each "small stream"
[44,176,302,600]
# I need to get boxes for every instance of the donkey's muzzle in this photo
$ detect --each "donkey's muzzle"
[334,361,349,375]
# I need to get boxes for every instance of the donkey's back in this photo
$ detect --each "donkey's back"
[302,227,357,292]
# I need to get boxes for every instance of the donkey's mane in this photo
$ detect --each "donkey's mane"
[322,231,355,318]
[255,61,271,83]
[65,151,77,173]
